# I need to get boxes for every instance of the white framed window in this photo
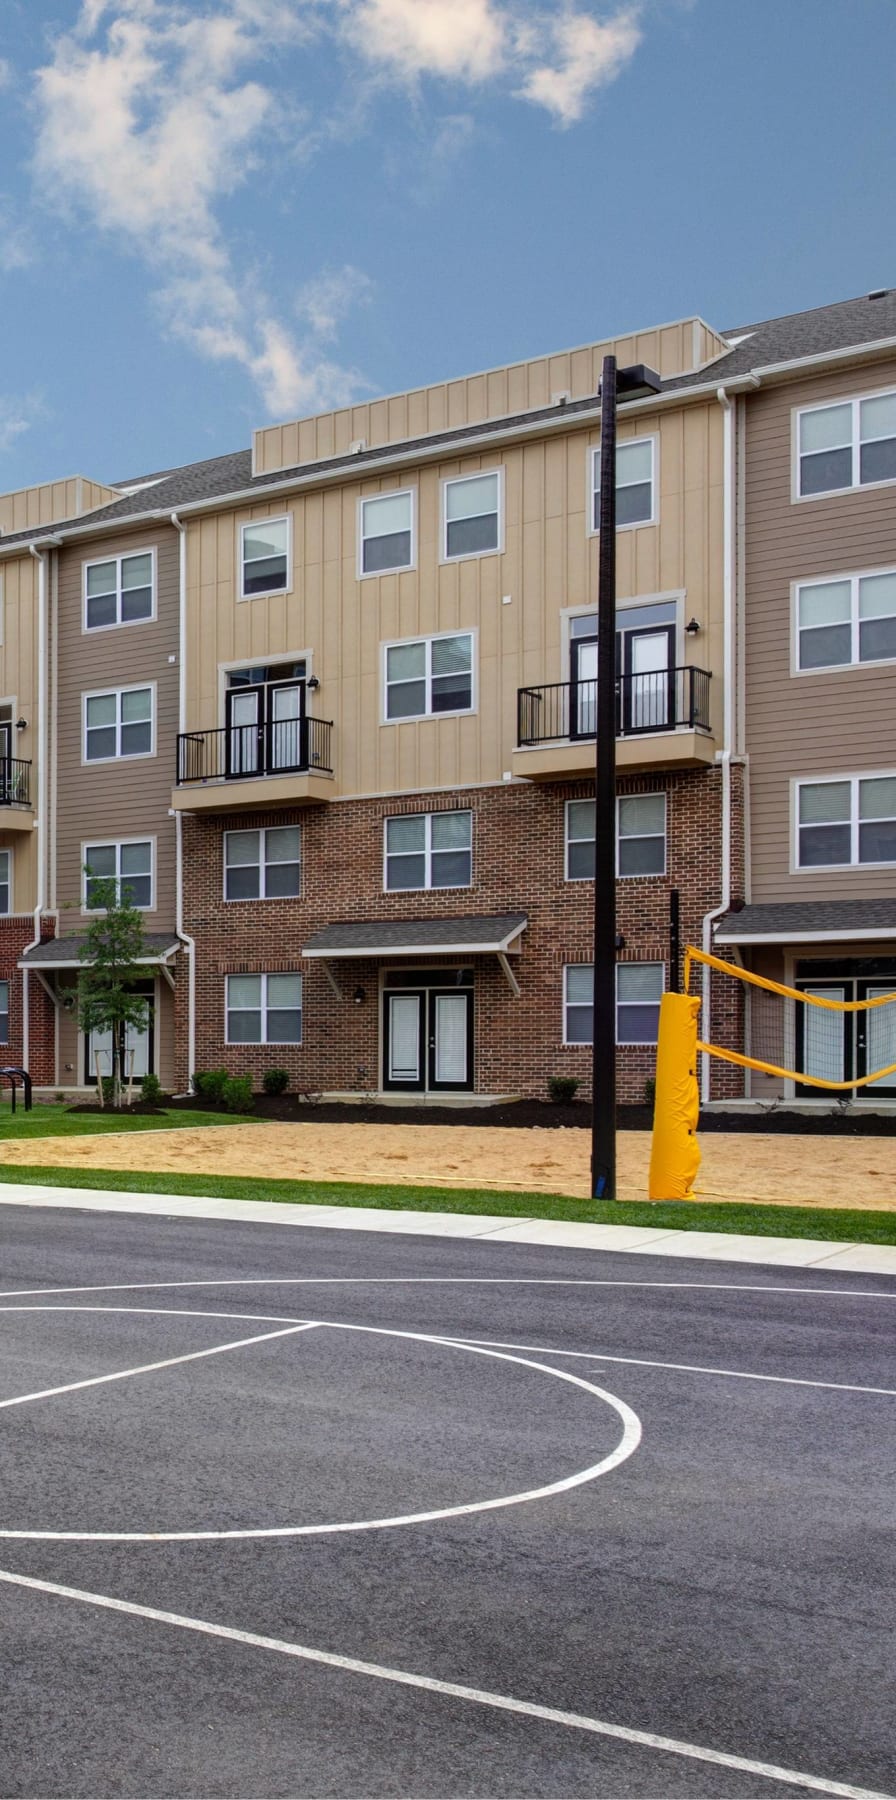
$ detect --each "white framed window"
[591,436,656,530]
[565,801,596,880]
[224,826,301,901]
[83,549,154,631]
[359,489,415,576]
[796,774,896,868]
[563,962,664,1044]
[383,631,474,721]
[795,568,896,671]
[240,517,290,599]
[0,848,9,914]
[796,389,896,498]
[442,471,501,560]
[83,839,153,911]
[83,684,154,762]
[225,972,302,1044]
[0,978,8,1045]
[384,810,472,891]
[618,793,666,876]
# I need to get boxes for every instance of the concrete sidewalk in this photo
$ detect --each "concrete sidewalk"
[0,1178,894,1274]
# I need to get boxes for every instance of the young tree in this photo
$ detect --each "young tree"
[77,872,150,1109]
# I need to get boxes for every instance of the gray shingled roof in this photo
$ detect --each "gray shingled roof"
[714,901,896,942]
[20,933,181,966]
[3,290,895,549]
[302,914,528,956]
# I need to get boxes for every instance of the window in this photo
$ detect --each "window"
[84,841,153,910]
[592,438,655,529]
[618,794,666,876]
[84,551,153,630]
[240,518,289,598]
[84,686,153,761]
[0,979,8,1045]
[564,962,664,1044]
[565,801,595,880]
[360,491,414,575]
[224,827,301,900]
[797,390,896,497]
[796,570,896,670]
[443,472,500,559]
[384,632,474,720]
[384,811,472,890]
[0,849,9,914]
[226,973,302,1043]
[797,775,896,867]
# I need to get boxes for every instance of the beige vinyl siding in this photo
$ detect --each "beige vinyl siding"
[0,476,120,535]
[55,525,179,927]
[253,318,729,474]
[56,974,176,1090]
[0,553,39,911]
[187,399,725,797]
[745,356,896,901]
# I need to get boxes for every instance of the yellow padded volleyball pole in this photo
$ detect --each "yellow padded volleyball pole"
[648,992,702,1200]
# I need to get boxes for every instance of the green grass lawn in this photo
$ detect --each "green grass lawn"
[0,1103,256,1140]
[0,1158,891,1245]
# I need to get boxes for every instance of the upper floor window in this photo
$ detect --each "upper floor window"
[564,793,667,880]
[240,518,289,598]
[224,826,301,901]
[84,840,153,911]
[591,437,656,529]
[796,569,896,671]
[384,810,472,891]
[443,472,501,559]
[797,390,896,497]
[226,972,302,1044]
[84,551,154,630]
[796,774,896,867]
[384,632,474,720]
[0,848,9,915]
[84,685,153,762]
[360,491,414,575]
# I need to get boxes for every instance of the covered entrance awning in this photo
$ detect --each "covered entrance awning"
[18,934,181,998]
[714,901,896,947]
[302,913,528,996]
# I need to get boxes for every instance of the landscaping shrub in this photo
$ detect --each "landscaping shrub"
[262,1069,290,1096]
[191,1069,230,1103]
[140,1073,164,1105]
[222,1075,254,1113]
[643,1076,657,1108]
[101,1076,115,1107]
[548,1076,579,1104]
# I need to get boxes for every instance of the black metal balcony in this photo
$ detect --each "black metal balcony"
[0,758,31,807]
[517,667,711,747]
[176,718,333,786]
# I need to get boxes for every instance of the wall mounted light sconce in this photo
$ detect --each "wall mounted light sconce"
[615,934,626,950]
[62,993,76,1011]
[15,718,27,732]
[353,986,366,1006]
[685,617,701,636]
[306,675,321,691]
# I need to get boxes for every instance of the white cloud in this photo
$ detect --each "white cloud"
[0,398,34,455]
[296,265,374,341]
[517,9,642,124]
[343,0,507,84]
[0,201,34,273]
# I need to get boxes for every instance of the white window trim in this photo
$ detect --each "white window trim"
[238,514,293,602]
[440,468,504,565]
[82,836,156,914]
[381,628,478,725]
[82,546,157,634]
[791,565,896,675]
[81,681,156,766]
[562,961,666,1045]
[223,825,302,903]
[791,770,896,872]
[216,651,312,729]
[564,799,595,882]
[792,385,896,503]
[560,593,685,675]
[562,963,594,1045]
[0,845,12,915]
[382,809,473,893]
[588,434,658,536]
[357,487,417,580]
[617,792,667,878]
[224,971,303,1045]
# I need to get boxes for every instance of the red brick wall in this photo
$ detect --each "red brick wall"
[0,917,57,1086]
[179,767,744,1102]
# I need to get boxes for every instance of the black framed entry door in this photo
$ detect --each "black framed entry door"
[383,975,474,1092]
[794,962,896,1097]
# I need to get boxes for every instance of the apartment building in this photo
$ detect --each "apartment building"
[0,291,893,1103]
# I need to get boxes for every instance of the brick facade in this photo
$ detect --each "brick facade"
[178,766,745,1101]
[0,916,59,1087]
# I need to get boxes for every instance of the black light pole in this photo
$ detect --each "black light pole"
[591,357,662,1200]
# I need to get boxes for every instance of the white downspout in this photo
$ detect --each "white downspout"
[23,541,53,1072]
[170,512,196,1087]
[700,388,736,1103]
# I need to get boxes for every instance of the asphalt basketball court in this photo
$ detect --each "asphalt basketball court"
[0,1201,894,1799]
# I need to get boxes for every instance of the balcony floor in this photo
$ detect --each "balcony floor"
[171,769,334,812]
[511,730,717,781]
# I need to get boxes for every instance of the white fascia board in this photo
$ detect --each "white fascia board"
[714,927,896,945]
[303,931,526,959]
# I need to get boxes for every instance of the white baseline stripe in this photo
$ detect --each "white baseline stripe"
[0,1322,318,1411]
[0,1275,894,1300]
[0,1568,889,1800]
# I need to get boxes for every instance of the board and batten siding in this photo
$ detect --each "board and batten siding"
[54,525,180,928]
[0,476,120,535]
[0,551,39,912]
[744,356,896,902]
[56,974,176,1090]
[188,400,725,798]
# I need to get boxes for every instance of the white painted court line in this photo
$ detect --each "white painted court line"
[0,1569,889,1800]
[1,1274,895,1300]
[0,1321,318,1412]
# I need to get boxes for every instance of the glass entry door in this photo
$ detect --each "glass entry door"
[225,666,307,778]
[86,990,154,1084]
[620,624,675,733]
[383,976,474,1092]
[795,965,896,1096]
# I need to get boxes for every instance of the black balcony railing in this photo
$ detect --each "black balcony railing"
[517,667,711,747]
[0,758,31,807]
[176,717,334,786]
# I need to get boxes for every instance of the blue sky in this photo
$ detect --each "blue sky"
[0,0,893,488]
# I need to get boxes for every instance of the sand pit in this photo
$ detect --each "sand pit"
[0,1118,895,1209]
